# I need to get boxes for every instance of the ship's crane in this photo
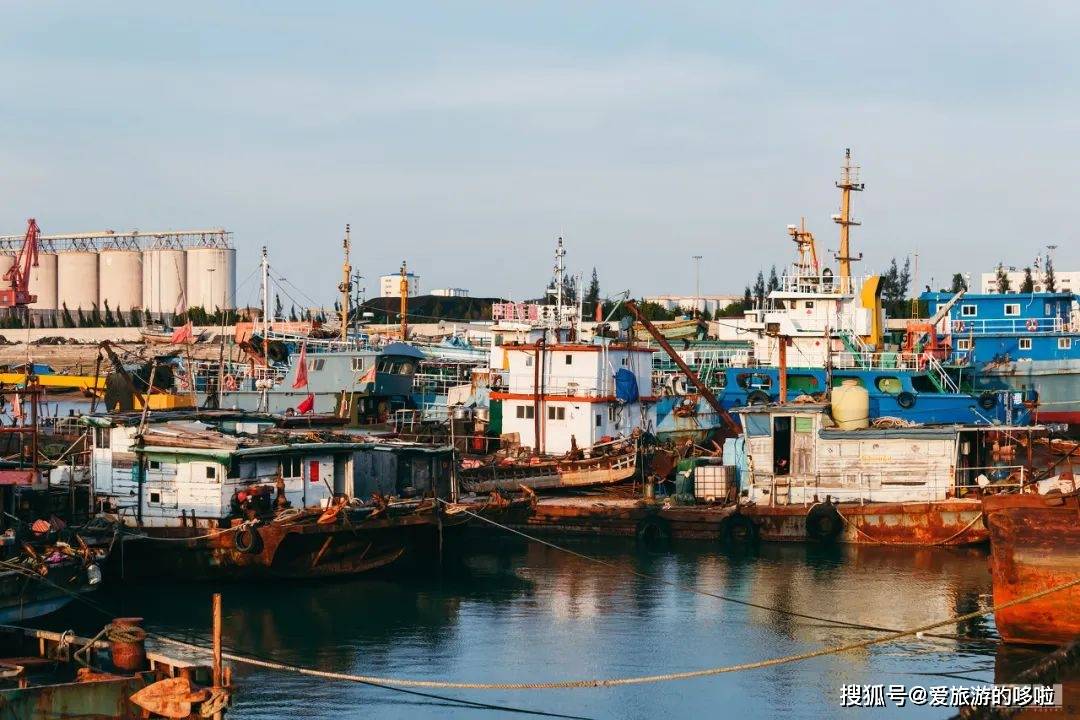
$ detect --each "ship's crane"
[0,219,40,312]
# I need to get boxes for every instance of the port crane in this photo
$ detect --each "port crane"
[0,218,40,313]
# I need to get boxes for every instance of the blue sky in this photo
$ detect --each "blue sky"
[3,2,1078,305]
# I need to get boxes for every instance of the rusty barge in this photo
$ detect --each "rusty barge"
[983,483,1080,646]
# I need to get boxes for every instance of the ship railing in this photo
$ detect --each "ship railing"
[504,376,614,397]
[947,317,1065,335]
[777,273,870,295]
[830,351,925,371]
[263,330,376,353]
[752,470,1024,507]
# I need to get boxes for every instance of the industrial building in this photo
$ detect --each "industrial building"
[0,226,236,318]
[643,294,742,316]
[430,287,469,297]
[379,272,420,298]
[979,269,1079,294]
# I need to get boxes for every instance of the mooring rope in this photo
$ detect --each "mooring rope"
[833,507,986,547]
[153,576,1080,690]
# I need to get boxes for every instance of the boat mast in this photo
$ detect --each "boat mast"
[260,246,269,340]
[833,148,864,293]
[788,217,819,277]
[339,224,352,341]
[552,236,565,337]
[399,260,408,340]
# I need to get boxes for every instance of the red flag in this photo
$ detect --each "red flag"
[170,321,193,344]
[359,363,377,386]
[292,342,308,389]
[297,393,315,414]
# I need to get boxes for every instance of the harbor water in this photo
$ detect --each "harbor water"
[40,534,1021,719]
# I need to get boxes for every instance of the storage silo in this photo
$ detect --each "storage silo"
[142,248,187,315]
[57,252,100,313]
[185,247,236,311]
[98,250,143,312]
[28,253,58,310]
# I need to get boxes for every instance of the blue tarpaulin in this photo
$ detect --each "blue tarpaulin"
[614,368,639,404]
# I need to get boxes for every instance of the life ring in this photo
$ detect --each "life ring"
[805,503,844,543]
[234,526,262,554]
[896,391,916,409]
[722,514,758,546]
[177,376,190,391]
[952,320,966,333]
[746,389,771,406]
[978,391,998,411]
[635,516,672,548]
[223,374,238,392]
[1026,318,1039,332]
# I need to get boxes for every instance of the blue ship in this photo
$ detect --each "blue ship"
[922,290,1080,426]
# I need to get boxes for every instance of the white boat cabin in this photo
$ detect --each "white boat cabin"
[733,405,1021,505]
[491,342,656,454]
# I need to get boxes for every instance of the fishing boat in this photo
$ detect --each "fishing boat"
[460,437,638,493]
[84,414,460,579]
[723,400,1042,545]
[139,323,205,345]
[983,483,1080,646]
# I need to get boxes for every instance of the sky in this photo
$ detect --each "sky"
[3,2,1079,307]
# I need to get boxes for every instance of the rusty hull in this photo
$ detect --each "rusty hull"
[112,504,457,580]
[743,499,988,546]
[508,497,739,541]
[984,492,1080,646]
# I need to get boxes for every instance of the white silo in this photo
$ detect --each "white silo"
[57,252,100,313]
[98,250,143,312]
[28,253,58,310]
[142,248,187,315]
[185,247,236,311]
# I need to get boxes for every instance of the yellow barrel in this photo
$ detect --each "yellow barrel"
[832,378,870,429]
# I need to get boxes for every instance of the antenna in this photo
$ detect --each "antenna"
[788,217,819,277]
[338,224,352,341]
[833,148,864,293]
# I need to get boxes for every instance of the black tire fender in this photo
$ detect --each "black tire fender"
[805,503,844,543]
[234,525,262,554]
[635,515,672,548]
[746,389,771,406]
[896,391,916,410]
[978,391,997,411]
[722,513,758,546]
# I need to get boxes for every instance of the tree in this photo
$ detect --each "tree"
[289,304,298,322]
[128,307,142,328]
[766,265,780,293]
[753,271,766,304]
[949,273,967,293]
[1020,267,1035,293]
[76,307,86,327]
[743,285,752,308]
[586,268,600,309]
[274,294,283,322]
[995,263,1012,294]
[898,257,911,300]
[103,300,115,327]
[1045,256,1057,292]
[61,303,75,328]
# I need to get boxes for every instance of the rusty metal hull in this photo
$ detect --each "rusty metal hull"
[495,497,739,541]
[741,500,988,546]
[984,493,1080,646]
[111,509,454,580]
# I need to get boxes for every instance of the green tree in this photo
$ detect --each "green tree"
[995,263,1012,293]
[585,268,600,309]
[1045,256,1057,292]
[103,300,115,327]
[753,271,766,304]
[766,265,780,293]
[1020,267,1035,293]
[949,273,967,293]
[76,307,86,327]
[61,303,75,328]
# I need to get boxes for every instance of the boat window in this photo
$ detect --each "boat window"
[525,355,533,367]
[736,373,771,389]
[1018,338,1032,351]
[831,376,863,388]
[787,374,819,393]
[398,361,415,375]
[547,406,566,420]
[744,413,771,437]
[595,414,602,427]
[282,457,303,478]
[227,461,240,479]
[875,376,902,395]
[565,354,573,365]
[515,405,535,419]
[206,466,216,480]
[609,406,618,422]
[351,357,365,371]
[805,301,814,309]
[149,492,161,504]
[1004,303,1020,317]
[961,305,977,317]
[1045,302,1054,316]
[96,428,111,449]
[149,459,161,470]
[309,359,325,371]
[1060,338,1073,350]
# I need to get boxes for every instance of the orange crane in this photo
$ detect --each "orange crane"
[0,219,39,311]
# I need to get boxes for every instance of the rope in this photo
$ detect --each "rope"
[152,576,1080,690]
[105,624,146,643]
[833,507,986,547]
[118,519,255,543]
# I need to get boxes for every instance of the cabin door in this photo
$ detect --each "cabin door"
[772,417,791,475]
